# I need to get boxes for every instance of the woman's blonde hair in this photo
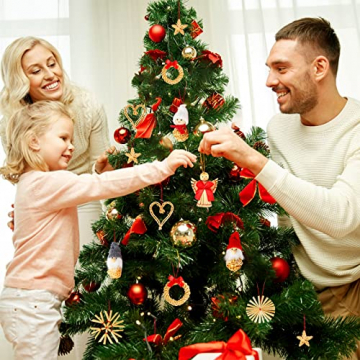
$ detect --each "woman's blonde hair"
[0,101,74,184]
[0,36,74,120]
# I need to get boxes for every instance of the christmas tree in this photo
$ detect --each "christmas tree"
[62,1,360,359]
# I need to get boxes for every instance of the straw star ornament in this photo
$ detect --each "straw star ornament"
[297,330,313,347]
[90,310,124,345]
[125,147,141,164]
[172,19,187,35]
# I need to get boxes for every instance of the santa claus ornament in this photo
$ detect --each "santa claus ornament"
[107,242,123,279]
[171,104,189,142]
[224,231,244,272]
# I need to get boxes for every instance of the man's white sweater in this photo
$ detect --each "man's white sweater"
[256,98,360,290]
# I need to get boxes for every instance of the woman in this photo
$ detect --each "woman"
[0,36,111,360]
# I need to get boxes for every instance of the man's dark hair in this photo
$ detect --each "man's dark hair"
[275,17,340,76]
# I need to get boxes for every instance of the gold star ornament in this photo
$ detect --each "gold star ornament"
[125,147,141,164]
[172,19,188,35]
[296,330,313,347]
[90,310,124,345]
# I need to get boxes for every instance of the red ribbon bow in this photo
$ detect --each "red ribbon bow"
[239,168,276,207]
[167,275,184,288]
[194,181,215,201]
[170,123,187,134]
[178,329,259,360]
[135,97,162,139]
[121,216,147,245]
[206,212,244,233]
[165,59,179,69]
[145,318,183,346]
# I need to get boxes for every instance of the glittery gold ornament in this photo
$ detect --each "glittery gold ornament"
[123,104,146,130]
[161,61,184,85]
[170,220,197,247]
[246,295,275,323]
[90,310,124,345]
[297,330,313,347]
[182,46,197,60]
[226,257,243,272]
[106,201,122,221]
[163,276,191,306]
[193,117,215,136]
[149,201,174,230]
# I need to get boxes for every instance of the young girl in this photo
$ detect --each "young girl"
[0,100,196,360]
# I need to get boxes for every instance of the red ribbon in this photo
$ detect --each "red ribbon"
[239,168,276,207]
[165,59,179,69]
[194,181,215,201]
[121,216,147,245]
[167,275,184,288]
[169,97,183,113]
[206,212,244,233]
[170,124,187,134]
[178,329,259,360]
[135,97,162,139]
[145,318,183,346]
[145,49,167,62]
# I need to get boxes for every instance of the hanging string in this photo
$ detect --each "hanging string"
[200,153,206,173]
[303,314,306,331]
[177,0,181,19]
[159,183,163,204]
[171,250,181,278]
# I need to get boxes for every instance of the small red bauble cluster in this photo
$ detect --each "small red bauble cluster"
[114,127,131,144]
[65,291,82,306]
[270,257,290,282]
[127,283,148,305]
[83,281,101,293]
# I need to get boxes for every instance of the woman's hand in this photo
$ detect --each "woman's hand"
[7,204,14,231]
[94,146,117,174]
[166,149,196,172]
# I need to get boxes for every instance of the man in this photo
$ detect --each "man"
[199,17,360,359]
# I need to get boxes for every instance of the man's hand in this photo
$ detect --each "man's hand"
[95,146,117,174]
[198,127,268,175]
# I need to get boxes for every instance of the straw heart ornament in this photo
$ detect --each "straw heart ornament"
[124,104,147,130]
[149,201,174,230]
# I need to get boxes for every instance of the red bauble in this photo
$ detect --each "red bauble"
[229,164,241,182]
[144,14,149,21]
[127,283,148,305]
[149,24,166,42]
[83,281,101,293]
[65,291,82,306]
[270,257,290,282]
[114,127,131,144]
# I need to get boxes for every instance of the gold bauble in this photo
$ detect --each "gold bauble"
[170,220,197,247]
[182,46,197,60]
[159,136,174,151]
[193,117,215,136]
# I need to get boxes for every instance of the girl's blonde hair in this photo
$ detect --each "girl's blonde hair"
[0,36,74,120]
[0,101,73,184]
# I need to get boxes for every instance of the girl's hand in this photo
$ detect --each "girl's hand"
[95,146,117,174]
[166,150,196,172]
[7,204,14,232]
